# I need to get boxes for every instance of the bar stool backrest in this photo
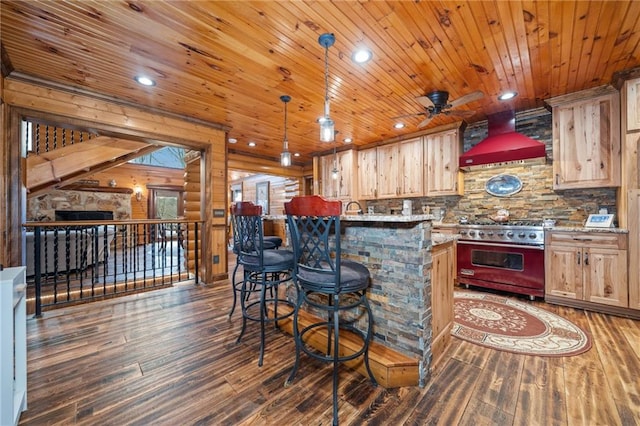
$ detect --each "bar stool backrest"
[230,201,266,269]
[285,195,344,294]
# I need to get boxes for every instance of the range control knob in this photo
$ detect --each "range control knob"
[487,231,494,236]
[529,233,538,239]
[518,232,526,239]
[506,231,514,238]
[478,231,485,237]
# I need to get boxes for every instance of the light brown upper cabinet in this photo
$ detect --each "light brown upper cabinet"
[377,137,424,199]
[357,147,377,199]
[424,128,463,196]
[547,86,621,189]
[626,77,640,131]
[319,149,356,201]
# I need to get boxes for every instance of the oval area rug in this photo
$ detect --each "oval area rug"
[452,291,591,356]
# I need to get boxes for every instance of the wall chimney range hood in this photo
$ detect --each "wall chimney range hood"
[459,110,546,170]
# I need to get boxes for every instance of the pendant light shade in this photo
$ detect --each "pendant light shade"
[280,95,292,167]
[318,33,336,142]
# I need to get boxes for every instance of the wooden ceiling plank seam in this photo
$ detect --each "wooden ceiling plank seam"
[403,2,482,96]
[559,1,580,94]
[601,2,640,84]
[443,1,499,99]
[474,2,519,105]
[503,1,538,109]
[491,1,530,108]
[567,1,603,94]
[546,1,568,96]
[527,0,553,101]
[453,1,509,110]
[518,0,546,106]
[583,3,623,89]
[422,1,495,99]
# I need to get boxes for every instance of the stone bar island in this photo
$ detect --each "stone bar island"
[273,213,455,388]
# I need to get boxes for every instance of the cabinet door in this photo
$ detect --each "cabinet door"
[357,147,377,199]
[425,130,461,196]
[398,137,424,197]
[376,144,399,198]
[545,245,583,300]
[552,92,620,189]
[319,155,336,198]
[431,241,454,366]
[627,77,640,131]
[629,190,640,310]
[584,248,628,307]
[335,150,354,200]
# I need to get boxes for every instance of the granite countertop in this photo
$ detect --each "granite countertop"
[432,232,458,245]
[341,213,434,222]
[264,214,435,222]
[546,226,628,234]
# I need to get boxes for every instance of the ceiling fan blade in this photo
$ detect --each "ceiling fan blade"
[448,90,484,108]
[416,95,435,109]
[391,112,426,120]
[417,116,433,128]
[446,109,476,117]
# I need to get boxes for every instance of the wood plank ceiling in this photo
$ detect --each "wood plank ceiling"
[2,1,640,165]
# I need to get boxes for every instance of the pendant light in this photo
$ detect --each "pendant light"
[318,33,336,142]
[280,95,292,167]
[331,144,339,180]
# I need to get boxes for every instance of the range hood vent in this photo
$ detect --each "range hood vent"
[459,110,546,170]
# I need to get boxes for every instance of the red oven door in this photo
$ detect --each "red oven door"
[456,240,545,298]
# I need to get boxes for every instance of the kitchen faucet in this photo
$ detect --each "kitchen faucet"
[345,201,363,214]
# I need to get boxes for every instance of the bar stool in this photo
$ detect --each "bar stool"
[228,203,284,318]
[230,201,295,366]
[228,204,278,318]
[284,195,377,425]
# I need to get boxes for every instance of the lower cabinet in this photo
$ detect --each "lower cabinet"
[431,239,455,367]
[545,231,628,308]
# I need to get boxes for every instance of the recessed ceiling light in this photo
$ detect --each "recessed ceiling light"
[294,152,300,157]
[248,141,256,147]
[228,138,237,144]
[498,91,517,101]
[344,138,352,143]
[352,48,373,64]
[134,75,156,86]
[394,122,405,129]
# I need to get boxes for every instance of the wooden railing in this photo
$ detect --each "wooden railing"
[23,219,201,316]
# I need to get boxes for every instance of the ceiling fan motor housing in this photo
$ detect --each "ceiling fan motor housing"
[427,90,450,110]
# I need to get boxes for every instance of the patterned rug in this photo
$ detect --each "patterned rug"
[452,291,591,356]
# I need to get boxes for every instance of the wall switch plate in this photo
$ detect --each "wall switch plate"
[213,255,220,264]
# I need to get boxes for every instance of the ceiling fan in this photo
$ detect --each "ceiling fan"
[403,90,484,128]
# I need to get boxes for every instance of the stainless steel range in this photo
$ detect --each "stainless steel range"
[456,221,545,299]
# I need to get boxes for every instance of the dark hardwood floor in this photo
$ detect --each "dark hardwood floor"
[18,262,640,425]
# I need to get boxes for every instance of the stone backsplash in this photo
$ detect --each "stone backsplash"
[365,108,618,227]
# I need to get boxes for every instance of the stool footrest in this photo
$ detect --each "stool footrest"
[270,305,419,388]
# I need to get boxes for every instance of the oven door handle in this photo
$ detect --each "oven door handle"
[457,240,545,250]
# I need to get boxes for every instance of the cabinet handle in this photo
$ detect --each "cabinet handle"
[555,174,559,185]
[584,252,589,265]
[577,252,581,265]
